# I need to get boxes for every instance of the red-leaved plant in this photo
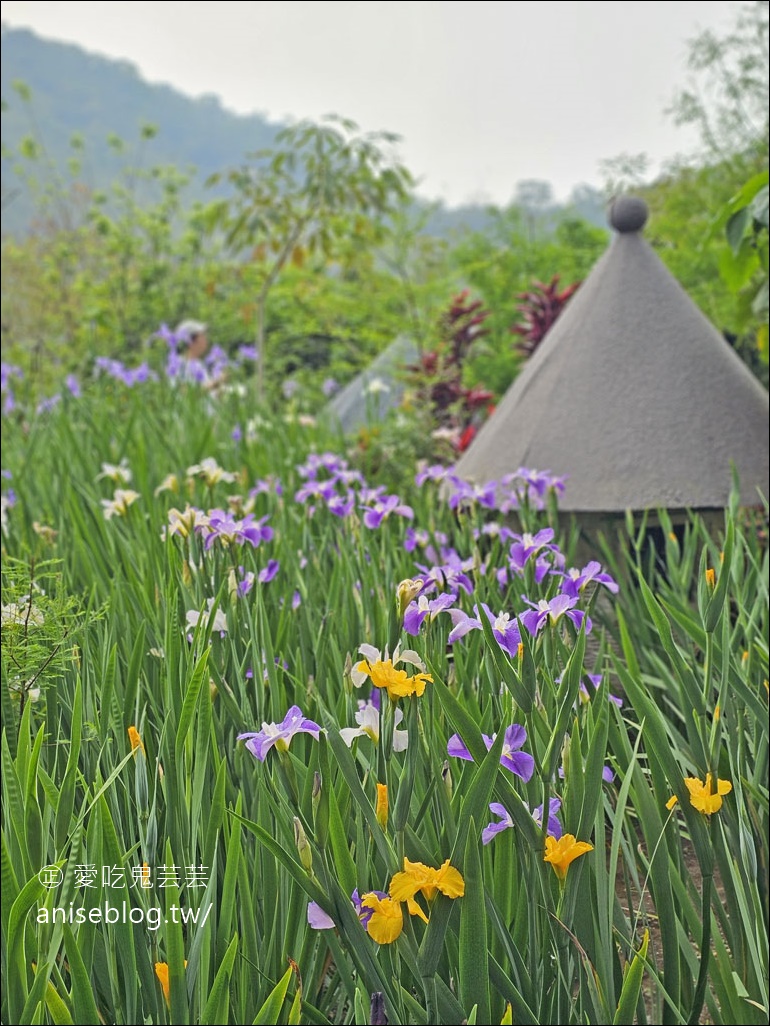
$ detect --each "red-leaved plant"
[510,275,580,356]
[410,291,495,452]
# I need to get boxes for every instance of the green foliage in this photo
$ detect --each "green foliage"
[1,374,767,1024]
[712,170,769,368]
[666,0,769,165]
[451,211,607,396]
[209,116,413,397]
[1,28,282,234]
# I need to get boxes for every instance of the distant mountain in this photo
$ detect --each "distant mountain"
[1,24,285,232]
[1,24,607,237]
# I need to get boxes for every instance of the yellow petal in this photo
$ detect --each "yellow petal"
[406,896,429,923]
[389,870,420,903]
[376,783,389,830]
[154,963,170,1005]
[544,834,594,880]
[128,726,145,754]
[360,894,403,944]
[435,860,465,898]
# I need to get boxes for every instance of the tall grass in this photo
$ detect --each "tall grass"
[1,380,767,1024]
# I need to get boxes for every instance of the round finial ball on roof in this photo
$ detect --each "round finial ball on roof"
[609,195,649,233]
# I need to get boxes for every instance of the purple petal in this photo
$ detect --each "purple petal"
[403,604,428,637]
[258,559,280,583]
[502,724,527,752]
[447,734,473,761]
[447,611,482,643]
[307,902,336,929]
[482,818,513,845]
[500,750,535,781]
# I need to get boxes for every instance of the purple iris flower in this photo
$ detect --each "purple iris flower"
[307,902,336,930]
[560,561,619,598]
[295,478,339,505]
[258,559,280,584]
[282,378,299,400]
[156,323,181,349]
[403,592,457,636]
[291,590,302,610]
[36,394,61,415]
[414,554,473,596]
[559,763,615,784]
[321,377,339,397]
[238,344,259,361]
[448,603,522,658]
[362,494,413,529]
[503,467,567,511]
[165,351,184,380]
[328,491,355,517]
[445,476,498,512]
[415,463,453,487]
[358,484,386,505]
[205,345,228,368]
[519,594,591,636]
[65,374,81,398]
[1,363,24,391]
[508,528,559,574]
[238,705,321,761]
[237,572,254,597]
[307,888,389,932]
[250,476,283,498]
[577,673,623,708]
[200,510,273,550]
[404,527,430,552]
[482,798,563,844]
[296,452,346,479]
[181,359,208,386]
[447,724,534,781]
[95,357,123,377]
[232,424,243,442]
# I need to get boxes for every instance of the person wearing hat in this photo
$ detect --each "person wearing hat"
[175,320,209,361]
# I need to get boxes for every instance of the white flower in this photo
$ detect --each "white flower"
[364,377,389,396]
[2,601,45,626]
[164,505,208,540]
[186,457,236,487]
[1,494,13,535]
[97,459,132,484]
[350,642,426,688]
[186,599,228,636]
[340,700,408,751]
[101,489,140,519]
[154,473,179,496]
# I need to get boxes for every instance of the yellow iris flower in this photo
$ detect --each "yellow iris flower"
[356,658,433,700]
[154,961,187,1006]
[543,834,594,880]
[127,725,145,754]
[666,773,732,814]
[358,858,465,944]
[389,857,465,905]
[359,893,404,944]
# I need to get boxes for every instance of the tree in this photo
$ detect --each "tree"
[666,1,769,165]
[208,116,413,398]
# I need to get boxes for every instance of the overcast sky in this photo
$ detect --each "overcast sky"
[2,1,740,206]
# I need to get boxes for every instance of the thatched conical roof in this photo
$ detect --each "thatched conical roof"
[453,196,769,511]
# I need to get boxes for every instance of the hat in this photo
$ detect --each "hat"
[175,320,208,343]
